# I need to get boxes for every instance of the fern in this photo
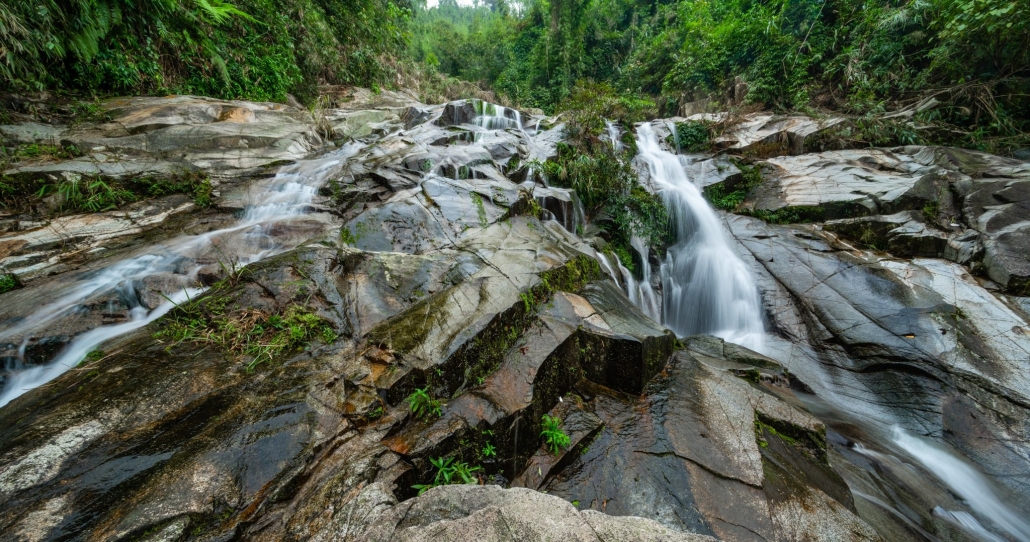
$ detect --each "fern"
[190,0,256,25]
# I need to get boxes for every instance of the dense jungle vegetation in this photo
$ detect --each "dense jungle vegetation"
[2,0,1027,150]
[411,0,1030,152]
[0,0,412,102]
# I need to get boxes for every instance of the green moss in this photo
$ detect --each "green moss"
[754,412,826,460]
[471,192,488,226]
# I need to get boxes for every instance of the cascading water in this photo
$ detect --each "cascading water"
[0,143,363,408]
[473,100,523,131]
[605,120,623,152]
[629,236,660,321]
[891,426,1030,542]
[634,122,765,352]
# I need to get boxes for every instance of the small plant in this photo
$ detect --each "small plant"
[0,273,20,295]
[412,456,481,495]
[922,200,940,223]
[407,387,442,420]
[481,442,497,458]
[541,414,571,455]
[366,404,385,421]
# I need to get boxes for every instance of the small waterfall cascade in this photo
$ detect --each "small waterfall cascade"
[667,120,681,153]
[473,100,523,131]
[605,120,623,152]
[634,122,765,352]
[629,236,660,321]
[0,144,363,408]
[890,427,1030,542]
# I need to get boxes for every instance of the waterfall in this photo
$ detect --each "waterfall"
[634,122,765,352]
[473,100,523,131]
[0,143,363,408]
[629,236,660,321]
[605,120,623,152]
[891,427,1030,542]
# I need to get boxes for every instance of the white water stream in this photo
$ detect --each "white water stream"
[0,144,362,408]
[613,120,1027,542]
[473,100,524,131]
[891,427,1030,541]
[633,123,765,352]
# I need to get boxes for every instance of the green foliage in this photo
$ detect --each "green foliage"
[541,414,571,455]
[0,273,20,295]
[742,205,826,224]
[611,244,635,274]
[703,160,763,212]
[38,177,136,212]
[923,200,940,223]
[27,171,214,215]
[669,121,712,153]
[412,456,481,495]
[481,442,497,458]
[407,387,442,420]
[415,0,1029,148]
[1,0,412,102]
[537,83,669,252]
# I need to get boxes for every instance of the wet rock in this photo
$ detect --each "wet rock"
[823,211,969,260]
[435,101,478,127]
[540,340,879,541]
[747,148,949,219]
[0,194,197,280]
[328,109,402,140]
[727,214,1030,505]
[748,145,1030,293]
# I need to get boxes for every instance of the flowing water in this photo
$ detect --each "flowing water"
[633,123,765,352]
[891,427,1030,541]
[0,144,362,408]
[473,100,524,131]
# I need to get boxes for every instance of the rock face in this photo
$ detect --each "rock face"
[726,212,1030,538]
[744,145,1030,292]
[6,99,1029,542]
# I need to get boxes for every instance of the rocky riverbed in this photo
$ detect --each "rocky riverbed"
[0,90,1027,541]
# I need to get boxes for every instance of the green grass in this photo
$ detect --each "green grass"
[155,291,336,372]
